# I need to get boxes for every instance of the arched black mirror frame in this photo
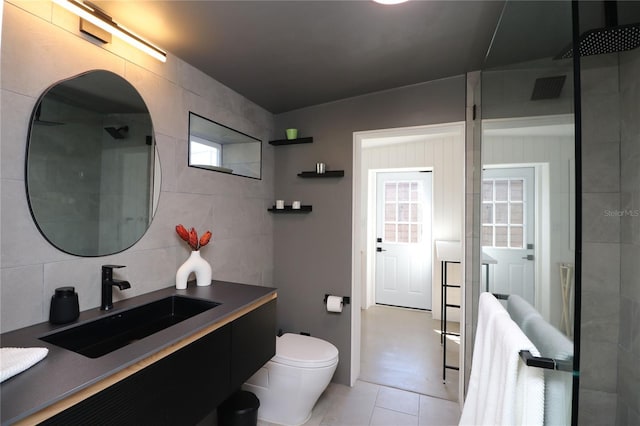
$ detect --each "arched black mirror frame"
[25,70,160,257]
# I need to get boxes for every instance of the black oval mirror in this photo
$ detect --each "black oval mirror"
[26,70,160,257]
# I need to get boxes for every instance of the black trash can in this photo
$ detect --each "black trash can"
[217,390,260,426]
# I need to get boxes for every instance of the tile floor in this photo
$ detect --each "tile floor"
[209,305,462,426]
[360,305,460,400]
[259,380,460,426]
[258,305,461,426]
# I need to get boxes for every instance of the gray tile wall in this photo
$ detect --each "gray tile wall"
[617,48,640,426]
[579,53,621,425]
[0,2,275,332]
[579,46,640,426]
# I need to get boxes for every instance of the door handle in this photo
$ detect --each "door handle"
[522,255,534,260]
[376,247,387,252]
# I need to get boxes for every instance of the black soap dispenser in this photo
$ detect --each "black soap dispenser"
[49,286,80,324]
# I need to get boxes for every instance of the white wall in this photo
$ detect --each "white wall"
[359,123,465,321]
[0,1,275,332]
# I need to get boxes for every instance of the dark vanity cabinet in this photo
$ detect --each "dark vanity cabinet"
[42,299,276,425]
[230,299,277,390]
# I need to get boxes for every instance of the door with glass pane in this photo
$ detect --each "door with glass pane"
[375,171,432,310]
[482,167,535,304]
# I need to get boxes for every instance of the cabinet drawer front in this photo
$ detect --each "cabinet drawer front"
[230,299,277,389]
[43,325,232,426]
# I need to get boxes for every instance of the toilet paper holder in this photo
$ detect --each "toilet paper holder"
[324,294,350,305]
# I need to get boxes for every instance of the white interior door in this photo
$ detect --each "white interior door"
[482,167,535,304]
[375,171,432,310]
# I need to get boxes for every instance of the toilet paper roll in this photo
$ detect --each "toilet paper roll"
[326,295,343,313]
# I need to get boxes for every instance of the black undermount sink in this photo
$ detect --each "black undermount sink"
[40,295,220,358]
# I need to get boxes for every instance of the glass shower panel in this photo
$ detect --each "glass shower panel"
[479,1,577,425]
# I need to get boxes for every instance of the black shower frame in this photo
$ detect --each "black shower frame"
[570,1,583,425]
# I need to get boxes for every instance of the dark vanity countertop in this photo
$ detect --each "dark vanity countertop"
[0,280,277,425]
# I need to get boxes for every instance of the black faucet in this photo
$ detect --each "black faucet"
[101,265,131,310]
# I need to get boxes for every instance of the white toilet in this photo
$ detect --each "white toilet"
[242,333,339,426]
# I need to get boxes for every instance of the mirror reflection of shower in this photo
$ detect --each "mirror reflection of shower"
[104,125,129,140]
[26,70,159,257]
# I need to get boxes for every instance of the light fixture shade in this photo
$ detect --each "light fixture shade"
[52,0,167,62]
[372,0,410,4]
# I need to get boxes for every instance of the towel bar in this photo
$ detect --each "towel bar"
[519,350,573,372]
[496,293,574,373]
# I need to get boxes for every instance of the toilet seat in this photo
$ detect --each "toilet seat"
[272,333,339,368]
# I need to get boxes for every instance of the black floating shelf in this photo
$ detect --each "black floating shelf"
[297,170,345,178]
[268,205,313,213]
[269,137,313,146]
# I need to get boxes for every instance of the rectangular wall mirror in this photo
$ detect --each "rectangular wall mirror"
[188,112,262,179]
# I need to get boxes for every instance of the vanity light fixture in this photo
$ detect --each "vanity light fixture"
[372,0,410,4]
[52,0,167,62]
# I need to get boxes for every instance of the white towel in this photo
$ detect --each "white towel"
[508,294,574,425]
[0,347,49,382]
[460,293,544,426]
[525,316,573,426]
[507,294,542,331]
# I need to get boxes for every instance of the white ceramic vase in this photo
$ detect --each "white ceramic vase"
[175,250,212,289]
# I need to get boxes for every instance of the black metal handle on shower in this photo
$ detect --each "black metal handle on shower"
[376,247,386,252]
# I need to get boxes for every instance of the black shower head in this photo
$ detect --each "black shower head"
[557,24,640,59]
[104,126,129,139]
[556,1,640,59]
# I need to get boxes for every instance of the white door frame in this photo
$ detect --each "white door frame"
[351,122,465,389]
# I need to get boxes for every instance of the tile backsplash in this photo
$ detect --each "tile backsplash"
[0,2,275,332]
